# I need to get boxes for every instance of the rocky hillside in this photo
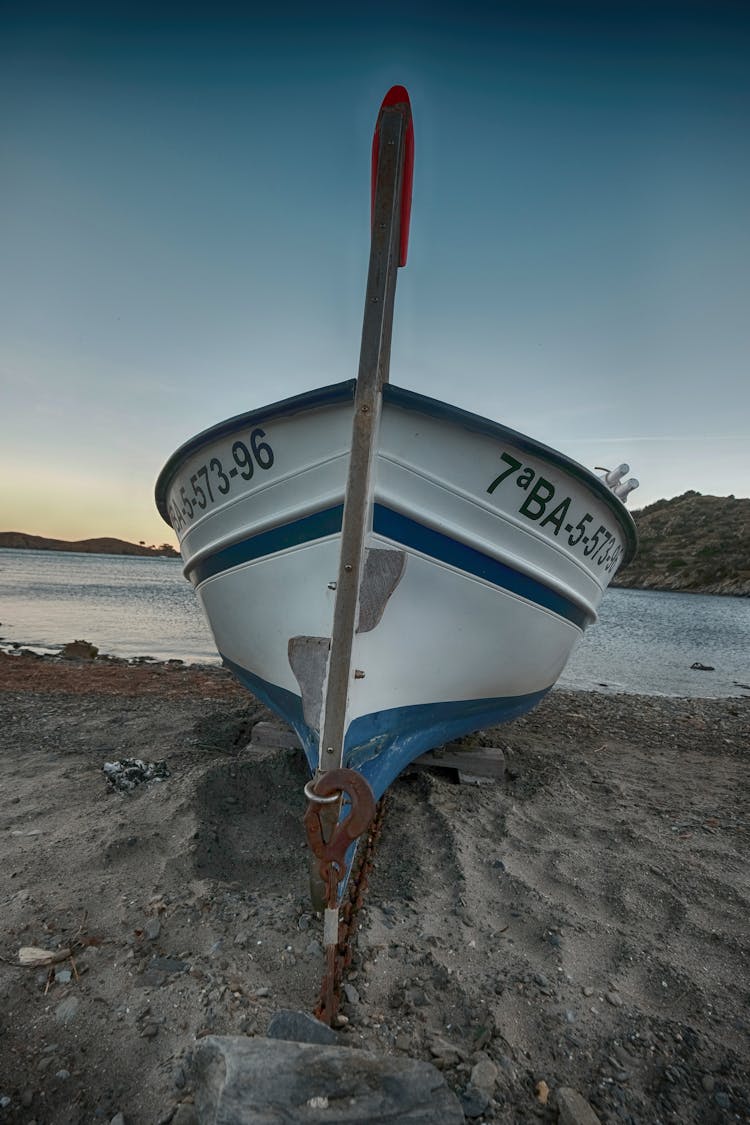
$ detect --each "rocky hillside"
[613,492,750,596]
[0,532,178,558]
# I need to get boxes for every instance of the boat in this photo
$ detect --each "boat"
[155,87,637,1012]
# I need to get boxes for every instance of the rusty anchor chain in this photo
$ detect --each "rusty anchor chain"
[303,768,384,1025]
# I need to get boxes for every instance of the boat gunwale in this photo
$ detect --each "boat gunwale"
[383,384,637,565]
[154,380,357,523]
[155,379,637,566]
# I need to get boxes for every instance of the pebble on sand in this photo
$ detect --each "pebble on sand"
[55,997,79,1025]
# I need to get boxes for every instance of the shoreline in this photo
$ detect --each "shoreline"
[1,645,748,702]
[611,577,750,599]
[1,639,746,714]
[0,539,178,560]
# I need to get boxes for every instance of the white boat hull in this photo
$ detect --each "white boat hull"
[156,381,635,799]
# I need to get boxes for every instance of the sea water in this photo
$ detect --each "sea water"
[558,585,749,698]
[0,548,748,697]
[0,549,215,664]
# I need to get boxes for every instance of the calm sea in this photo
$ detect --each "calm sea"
[0,548,748,698]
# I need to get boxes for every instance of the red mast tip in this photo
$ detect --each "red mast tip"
[371,86,414,267]
[380,85,411,109]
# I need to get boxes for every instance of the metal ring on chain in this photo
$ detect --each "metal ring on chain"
[304,778,341,804]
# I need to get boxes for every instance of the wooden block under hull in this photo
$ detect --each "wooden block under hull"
[412,746,505,781]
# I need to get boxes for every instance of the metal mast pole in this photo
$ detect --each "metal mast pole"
[317,88,413,781]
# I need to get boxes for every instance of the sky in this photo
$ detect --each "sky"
[1,1,749,546]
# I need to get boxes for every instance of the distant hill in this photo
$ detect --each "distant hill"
[613,491,750,597]
[0,532,179,558]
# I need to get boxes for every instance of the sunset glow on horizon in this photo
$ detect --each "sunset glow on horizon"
[2,2,749,546]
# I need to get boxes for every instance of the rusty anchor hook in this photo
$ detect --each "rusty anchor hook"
[303,768,376,1025]
[303,768,376,899]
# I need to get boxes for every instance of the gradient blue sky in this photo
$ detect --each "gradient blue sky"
[2,1,748,544]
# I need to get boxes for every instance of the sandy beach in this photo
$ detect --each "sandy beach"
[0,651,747,1124]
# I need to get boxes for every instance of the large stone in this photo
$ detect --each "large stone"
[266,1009,339,1046]
[61,639,98,660]
[557,1086,602,1125]
[192,1035,464,1124]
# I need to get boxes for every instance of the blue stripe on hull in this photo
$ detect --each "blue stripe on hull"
[193,504,588,628]
[372,504,589,629]
[221,653,549,800]
[189,505,343,586]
